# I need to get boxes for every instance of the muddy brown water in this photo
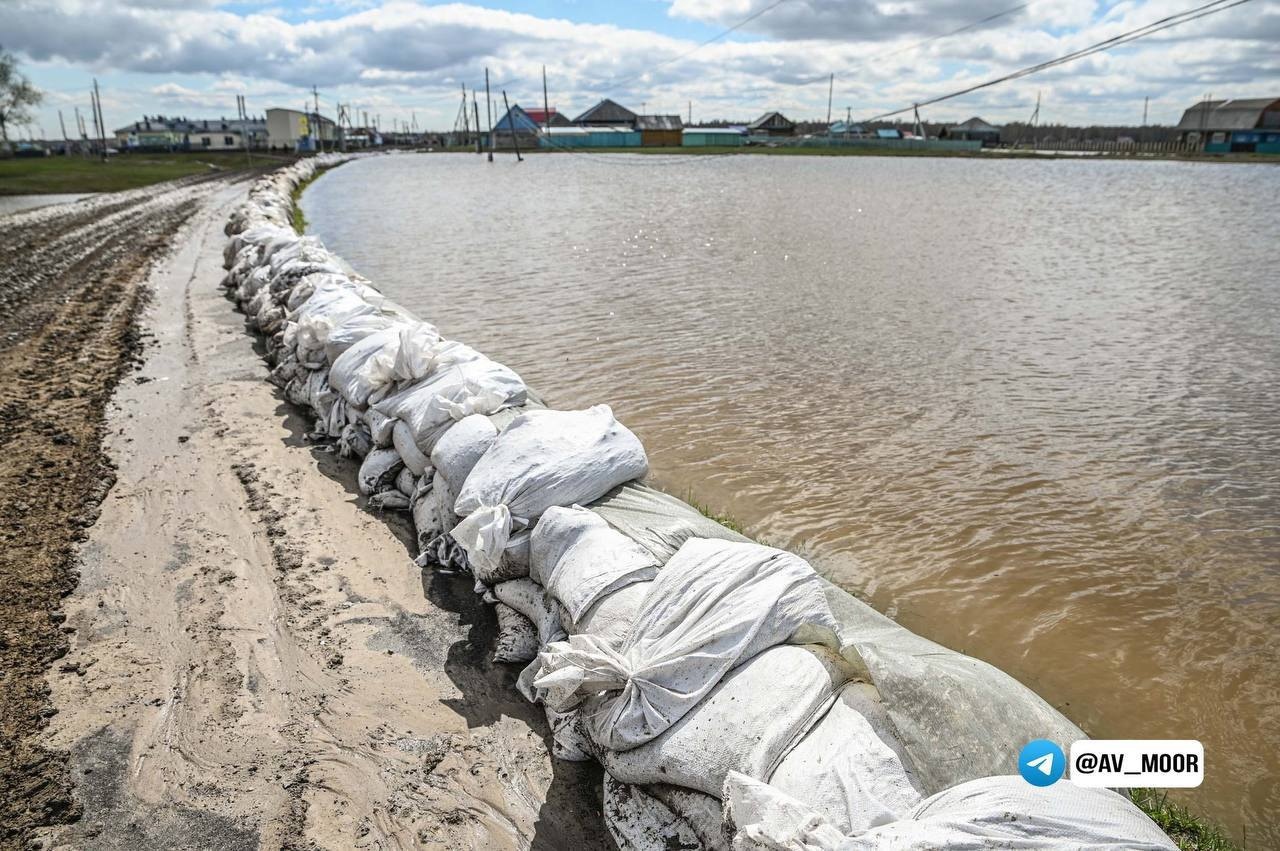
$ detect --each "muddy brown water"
[303,152,1280,844]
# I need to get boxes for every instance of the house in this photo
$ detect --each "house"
[875,128,903,140]
[827,120,865,138]
[572,99,638,128]
[490,104,542,149]
[540,126,641,149]
[1175,97,1280,153]
[748,111,796,137]
[113,115,267,151]
[266,108,337,152]
[940,117,1001,146]
[682,127,745,147]
[636,115,683,147]
[523,108,571,128]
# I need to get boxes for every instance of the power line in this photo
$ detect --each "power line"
[863,0,1254,122]
[604,0,797,92]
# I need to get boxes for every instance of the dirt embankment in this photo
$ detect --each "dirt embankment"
[2,178,609,850]
[0,176,239,847]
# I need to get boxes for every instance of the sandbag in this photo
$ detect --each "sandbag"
[451,405,647,578]
[491,579,565,649]
[530,506,659,622]
[535,538,840,751]
[647,785,730,851]
[358,447,402,496]
[493,603,539,664]
[768,683,922,833]
[722,773,1176,851]
[590,482,750,563]
[599,645,851,797]
[324,313,410,364]
[373,357,527,457]
[429,414,499,508]
[819,579,1084,794]
[327,324,404,407]
[603,776,707,851]
[567,579,652,649]
[391,331,476,386]
[392,420,430,477]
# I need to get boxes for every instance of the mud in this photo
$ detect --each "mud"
[0,176,234,848]
[5,180,610,850]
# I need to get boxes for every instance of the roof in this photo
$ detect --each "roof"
[636,115,684,131]
[876,128,902,139]
[683,126,744,134]
[828,121,864,134]
[265,107,336,126]
[113,115,266,135]
[544,126,636,135]
[523,108,571,126]
[748,111,795,130]
[948,116,1000,132]
[572,98,638,125]
[1176,97,1280,131]
[494,104,540,132]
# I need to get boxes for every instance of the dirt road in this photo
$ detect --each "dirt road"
[2,181,609,850]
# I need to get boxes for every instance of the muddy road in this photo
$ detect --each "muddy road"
[1,180,608,850]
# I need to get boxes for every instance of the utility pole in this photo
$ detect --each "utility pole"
[58,109,69,155]
[542,64,551,137]
[826,73,833,127]
[74,107,88,158]
[473,93,482,154]
[312,85,321,152]
[688,100,692,125]
[237,94,254,167]
[503,91,522,162]
[1142,95,1149,126]
[844,106,851,140]
[91,80,107,161]
[484,67,494,162]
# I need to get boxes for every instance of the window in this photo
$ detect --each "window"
[201,137,211,147]
[224,136,235,146]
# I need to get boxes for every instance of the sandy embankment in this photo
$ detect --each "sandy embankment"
[6,183,608,850]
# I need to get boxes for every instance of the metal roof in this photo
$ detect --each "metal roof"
[572,98,638,125]
[749,111,795,130]
[1176,98,1280,131]
[948,116,1000,132]
[636,114,684,131]
[683,126,743,134]
[113,115,266,135]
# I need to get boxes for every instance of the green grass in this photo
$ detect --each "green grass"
[290,168,326,234]
[0,153,228,194]
[683,490,747,535]
[1129,789,1241,850]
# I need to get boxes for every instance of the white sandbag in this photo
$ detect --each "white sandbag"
[293,288,379,365]
[392,420,430,477]
[374,357,527,458]
[818,579,1084,794]
[428,414,499,507]
[285,271,349,312]
[545,704,593,762]
[590,483,751,563]
[529,506,659,622]
[603,775,706,851]
[768,683,922,833]
[452,405,647,579]
[722,773,1176,851]
[324,313,403,365]
[337,422,372,459]
[393,335,483,386]
[568,579,652,648]
[491,578,565,649]
[599,645,851,797]
[358,447,403,497]
[647,785,731,851]
[493,603,540,664]
[410,475,445,557]
[329,326,403,408]
[364,407,395,447]
[535,538,840,751]
[368,490,410,511]
[395,467,417,498]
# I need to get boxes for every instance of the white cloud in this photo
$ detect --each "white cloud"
[0,0,1275,135]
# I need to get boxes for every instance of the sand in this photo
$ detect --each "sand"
[10,182,608,850]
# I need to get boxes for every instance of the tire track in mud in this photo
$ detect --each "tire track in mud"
[0,176,235,849]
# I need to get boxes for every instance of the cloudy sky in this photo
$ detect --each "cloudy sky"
[2,0,1277,136]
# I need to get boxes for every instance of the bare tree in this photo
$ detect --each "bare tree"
[0,47,43,149]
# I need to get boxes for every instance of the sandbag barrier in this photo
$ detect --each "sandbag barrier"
[221,159,1176,850]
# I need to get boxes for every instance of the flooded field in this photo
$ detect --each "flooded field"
[303,152,1280,843]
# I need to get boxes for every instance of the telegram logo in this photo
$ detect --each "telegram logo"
[1019,739,1066,787]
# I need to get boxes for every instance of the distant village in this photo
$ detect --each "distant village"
[18,95,1280,158]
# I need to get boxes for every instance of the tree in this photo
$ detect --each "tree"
[0,47,43,147]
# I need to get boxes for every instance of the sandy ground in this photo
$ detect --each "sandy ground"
[9,183,609,850]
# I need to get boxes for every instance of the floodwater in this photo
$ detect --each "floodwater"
[0,193,95,216]
[303,152,1280,843]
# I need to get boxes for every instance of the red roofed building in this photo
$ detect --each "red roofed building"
[523,108,571,128]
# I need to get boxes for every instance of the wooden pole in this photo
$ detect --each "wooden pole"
[484,68,494,162]
[826,73,833,127]
[58,109,69,155]
[473,95,482,154]
[542,64,551,138]
[503,90,522,162]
